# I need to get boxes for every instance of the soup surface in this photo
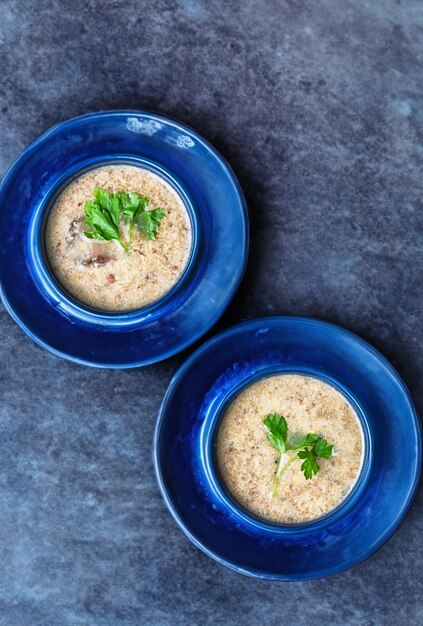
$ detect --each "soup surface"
[215,374,364,523]
[46,164,191,311]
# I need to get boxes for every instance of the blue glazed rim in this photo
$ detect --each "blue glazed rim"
[154,316,422,580]
[0,111,249,367]
[201,366,373,534]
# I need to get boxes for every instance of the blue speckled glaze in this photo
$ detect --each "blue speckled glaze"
[154,317,421,580]
[0,111,248,366]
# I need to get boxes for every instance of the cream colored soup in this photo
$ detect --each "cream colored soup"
[215,374,364,523]
[45,164,191,311]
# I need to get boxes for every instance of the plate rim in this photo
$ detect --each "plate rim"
[0,110,249,368]
[154,315,422,580]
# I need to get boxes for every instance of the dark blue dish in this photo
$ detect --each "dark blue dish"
[0,111,248,367]
[154,317,421,580]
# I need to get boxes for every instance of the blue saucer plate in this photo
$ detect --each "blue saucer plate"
[0,111,248,367]
[154,317,421,580]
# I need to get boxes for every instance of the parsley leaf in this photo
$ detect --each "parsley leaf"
[297,447,320,479]
[118,191,148,244]
[313,438,334,459]
[263,412,288,453]
[83,187,166,251]
[84,201,121,245]
[118,191,145,218]
[297,434,333,480]
[263,413,334,495]
[286,432,319,450]
[297,438,333,480]
[93,187,111,210]
[136,207,166,240]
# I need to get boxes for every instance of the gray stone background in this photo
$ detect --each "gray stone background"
[1,0,422,624]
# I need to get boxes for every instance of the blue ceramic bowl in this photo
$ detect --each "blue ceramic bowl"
[0,111,248,367]
[154,317,421,580]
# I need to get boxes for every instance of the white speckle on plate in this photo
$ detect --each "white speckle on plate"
[176,135,195,148]
[255,327,270,336]
[126,117,163,135]
[165,133,195,149]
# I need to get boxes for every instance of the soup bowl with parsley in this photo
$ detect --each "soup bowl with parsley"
[43,161,195,314]
[214,372,366,525]
[205,369,371,530]
[155,317,421,579]
[0,111,248,366]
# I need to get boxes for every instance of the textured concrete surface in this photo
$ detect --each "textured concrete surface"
[1,1,423,624]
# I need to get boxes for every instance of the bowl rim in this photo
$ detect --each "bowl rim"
[0,110,249,367]
[202,365,373,533]
[30,155,200,325]
[154,315,422,580]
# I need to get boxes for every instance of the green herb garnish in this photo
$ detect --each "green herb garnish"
[263,412,334,497]
[83,187,165,252]
[136,208,166,241]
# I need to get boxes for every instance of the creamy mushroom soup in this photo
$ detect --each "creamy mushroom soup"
[45,164,191,311]
[215,374,364,523]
